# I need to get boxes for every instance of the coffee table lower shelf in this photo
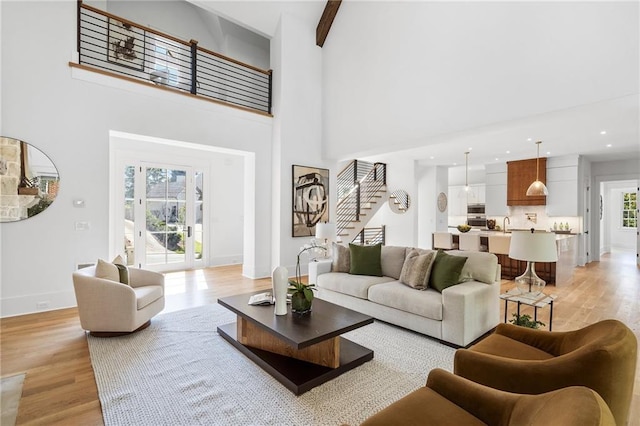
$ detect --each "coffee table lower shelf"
[217,322,374,395]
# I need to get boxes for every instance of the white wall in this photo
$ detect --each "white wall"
[270,13,326,278]
[0,1,273,317]
[363,157,418,247]
[322,1,637,160]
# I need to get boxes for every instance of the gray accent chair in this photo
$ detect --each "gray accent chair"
[72,265,165,336]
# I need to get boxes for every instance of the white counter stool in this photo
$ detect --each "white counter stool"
[433,232,458,250]
[459,233,484,251]
[488,235,511,255]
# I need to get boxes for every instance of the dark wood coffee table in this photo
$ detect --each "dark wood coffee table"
[217,292,374,395]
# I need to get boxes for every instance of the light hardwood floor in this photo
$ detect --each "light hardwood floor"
[1,251,638,426]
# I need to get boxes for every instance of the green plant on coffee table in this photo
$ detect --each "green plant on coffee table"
[288,241,326,314]
[510,313,545,329]
[288,280,317,314]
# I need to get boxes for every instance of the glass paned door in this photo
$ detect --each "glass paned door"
[145,167,187,266]
[124,163,205,271]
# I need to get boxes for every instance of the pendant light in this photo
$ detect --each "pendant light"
[526,141,549,196]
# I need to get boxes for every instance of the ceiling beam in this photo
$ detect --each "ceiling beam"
[316,0,342,47]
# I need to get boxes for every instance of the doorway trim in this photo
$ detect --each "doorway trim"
[109,130,254,272]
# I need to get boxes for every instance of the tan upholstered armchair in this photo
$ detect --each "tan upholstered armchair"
[72,265,165,336]
[361,368,615,426]
[454,320,637,426]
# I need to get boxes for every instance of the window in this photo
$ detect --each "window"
[621,191,637,228]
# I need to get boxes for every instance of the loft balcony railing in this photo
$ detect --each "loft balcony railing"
[75,2,272,115]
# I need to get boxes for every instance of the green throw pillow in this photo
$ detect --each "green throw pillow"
[349,243,383,276]
[114,263,130,285]
[429,250,468,293]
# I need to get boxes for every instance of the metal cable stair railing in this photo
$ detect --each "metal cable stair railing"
[336,160,387,244]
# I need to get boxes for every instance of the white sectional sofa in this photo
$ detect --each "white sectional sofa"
[308,246,501,347]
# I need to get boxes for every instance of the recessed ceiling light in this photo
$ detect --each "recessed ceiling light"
[606,144,612,148]
[600,130,607,135]
[527,138,532,142]
[546,151,551,155]
[429,156,435,160]
[468,147,473,151]
[506,150,511,154]
[453,162,458,166]
[495,157,499,161]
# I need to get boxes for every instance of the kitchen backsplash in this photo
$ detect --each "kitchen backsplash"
[449,205,582,233]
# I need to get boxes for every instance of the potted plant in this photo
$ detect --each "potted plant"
[288,241,326,315]
[509,313,546,329]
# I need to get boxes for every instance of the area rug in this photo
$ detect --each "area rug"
[1,373,25,426]
[88,304,456,426]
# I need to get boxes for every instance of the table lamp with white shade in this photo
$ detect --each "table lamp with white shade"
[315,222,335,258]
[508,230,558,295]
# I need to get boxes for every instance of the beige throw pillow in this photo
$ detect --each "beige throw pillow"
[331,242,351,273]
[95,256,130,285]
[95,258,120,282]
[399,249,436,290]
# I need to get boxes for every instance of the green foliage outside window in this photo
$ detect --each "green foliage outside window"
[622,192,637,228]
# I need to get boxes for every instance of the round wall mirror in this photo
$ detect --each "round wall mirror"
[388,189,410,214]
[0,136,60,222]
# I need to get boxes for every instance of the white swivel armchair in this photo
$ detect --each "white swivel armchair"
[72,265,165,336]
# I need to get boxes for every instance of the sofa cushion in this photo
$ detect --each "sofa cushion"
[133,285,164,310]
[380,246,408,280]
[399,249,436,290]
[448,250,498,284]
[368,282,443,320]
[349,243,383,276]
[332,242,350,273]
[317,272,393,299]
[429,250,468,293]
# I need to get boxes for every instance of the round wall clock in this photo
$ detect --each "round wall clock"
[437,192,448,212]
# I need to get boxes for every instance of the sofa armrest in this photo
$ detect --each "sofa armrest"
[426,368,517,424]
[441,280,500,346]
[128,267,165,289]
[308,259,332,285]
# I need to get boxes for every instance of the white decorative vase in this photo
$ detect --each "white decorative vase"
[272,266,288,316]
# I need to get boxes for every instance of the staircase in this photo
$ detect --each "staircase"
[336,160,387,244]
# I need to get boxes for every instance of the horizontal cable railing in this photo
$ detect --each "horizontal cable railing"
[77,2,271,115]
[336,161,387,235]
[353,226,386,246]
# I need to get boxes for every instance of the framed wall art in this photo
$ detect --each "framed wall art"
[108,18,145,71]
[292,165,329,237]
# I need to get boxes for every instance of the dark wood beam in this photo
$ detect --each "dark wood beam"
[316,0,342,47]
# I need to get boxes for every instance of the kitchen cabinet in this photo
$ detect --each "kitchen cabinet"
[507,158,547,206]
[468,184,485,204]
[485,163,508,216]
[546,157,579,216]
[448,185,468,216]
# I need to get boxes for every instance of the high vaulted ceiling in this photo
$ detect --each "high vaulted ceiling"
[191,1,639,168]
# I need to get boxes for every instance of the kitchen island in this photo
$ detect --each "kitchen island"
[433,229,578,286]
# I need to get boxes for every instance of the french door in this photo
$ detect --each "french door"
[123,162,204,271]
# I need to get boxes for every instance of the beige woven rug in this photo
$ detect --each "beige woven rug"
[1,373,25,426]
[88,304,455,425]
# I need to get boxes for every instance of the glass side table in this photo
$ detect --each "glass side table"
[500,288,557,331]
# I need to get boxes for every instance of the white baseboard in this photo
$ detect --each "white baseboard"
[1,290,77,318]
